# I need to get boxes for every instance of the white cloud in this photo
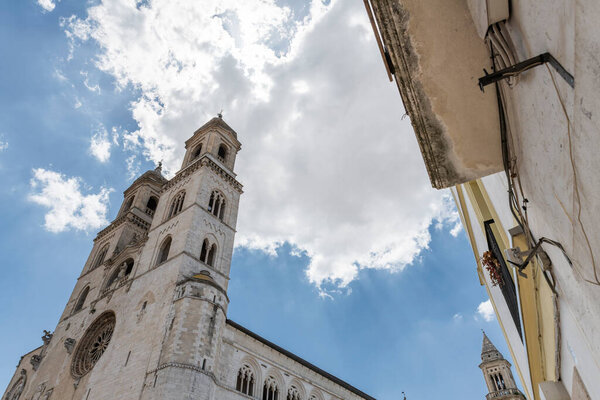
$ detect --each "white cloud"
[453,313,463,322]
[477,300,496,322]
[0,140,7,152]
[54,68,68,82]
[450,222,463,237]
[29,168,112,233]
[292,80,310,94]
[81,71,101,93]
[125,155,140,181]
[89,126,112,162]
[63,0,458,293]
[37,0,57,12]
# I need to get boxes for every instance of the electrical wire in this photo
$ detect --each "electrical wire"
[487,32,566,294]
[545,64,600,286]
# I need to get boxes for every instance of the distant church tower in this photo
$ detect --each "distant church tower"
[480,332,526,400]
[3,116,374,400]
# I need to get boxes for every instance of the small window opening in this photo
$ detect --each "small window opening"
[74,286,90,313]
[124,258,134,275]
[200,239,209,262]
[142,301,147,310]
[498,373,506,389]
[217,144,227,161]
[193,144,203,159]
[202,359,207,370]
[157,237,172,265]
[92,244,109,269]
[207,244,216,267]
[146,196,158,216]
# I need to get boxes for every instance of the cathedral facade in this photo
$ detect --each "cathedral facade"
[3,117,373,400]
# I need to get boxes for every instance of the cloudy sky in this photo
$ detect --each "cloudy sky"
[1,0,512,398]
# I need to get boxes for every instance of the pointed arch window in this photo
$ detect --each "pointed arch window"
[200,239,217,267]
[236,364,255,396]
[4,371,26,400]
[92,244,109,270]
[217,144,227,162]
[287,385,301,400]
[157,237,172,265]
[262,376,279,400]
[73,286,90,313]
[207,244,216,267]
[207,190,225,221]
[200,239,209,262]
[168,191,186,218]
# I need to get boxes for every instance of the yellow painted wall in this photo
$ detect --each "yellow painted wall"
[455,180,559,400]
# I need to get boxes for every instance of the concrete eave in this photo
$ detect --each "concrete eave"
[369,0,504,189]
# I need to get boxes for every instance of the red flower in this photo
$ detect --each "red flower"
[482,251,504,287]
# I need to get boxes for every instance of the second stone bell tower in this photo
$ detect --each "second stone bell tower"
[479,332,526,400]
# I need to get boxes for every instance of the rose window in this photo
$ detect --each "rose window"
[71,311,116,378]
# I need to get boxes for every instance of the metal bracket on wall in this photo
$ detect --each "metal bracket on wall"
[478,52,574,91]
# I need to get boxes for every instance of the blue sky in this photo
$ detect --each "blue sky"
[0,0,513,398]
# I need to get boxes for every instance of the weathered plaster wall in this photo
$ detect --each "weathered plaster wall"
[371,0,503,188]
[481,1,600,398]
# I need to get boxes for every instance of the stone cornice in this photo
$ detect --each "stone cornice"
[94,211,151,242]
[163,155,243,194]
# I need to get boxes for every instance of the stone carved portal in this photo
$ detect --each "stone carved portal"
[71,311,116,378]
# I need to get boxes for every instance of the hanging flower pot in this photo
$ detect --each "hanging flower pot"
[482,251,504,287]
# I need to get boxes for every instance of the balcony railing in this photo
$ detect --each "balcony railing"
[145,208,155,216]
[486,388,522,399]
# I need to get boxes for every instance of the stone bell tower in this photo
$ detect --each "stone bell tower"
[140,114,243,399]
[479,332,525,400]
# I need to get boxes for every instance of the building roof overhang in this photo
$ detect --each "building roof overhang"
[367,0,504,188]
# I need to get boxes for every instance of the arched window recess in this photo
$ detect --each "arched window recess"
[262,376,279,400]
[122,195,135,215]
[103,258,134,293]
[192,143,203,160]
[156,237,172,266]
[167,191,186,219]
[217,144,227,162]
[91,244,109,270]
[287,385,301,400]
[207,190,226,221]
[73,286,90,313]
[200,239,217,267]
[236,364,255,396]
[145,196,158,216]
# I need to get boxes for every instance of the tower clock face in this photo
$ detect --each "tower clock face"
[71,312,116,378]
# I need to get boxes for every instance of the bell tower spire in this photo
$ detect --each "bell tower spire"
[479,332,525,400]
